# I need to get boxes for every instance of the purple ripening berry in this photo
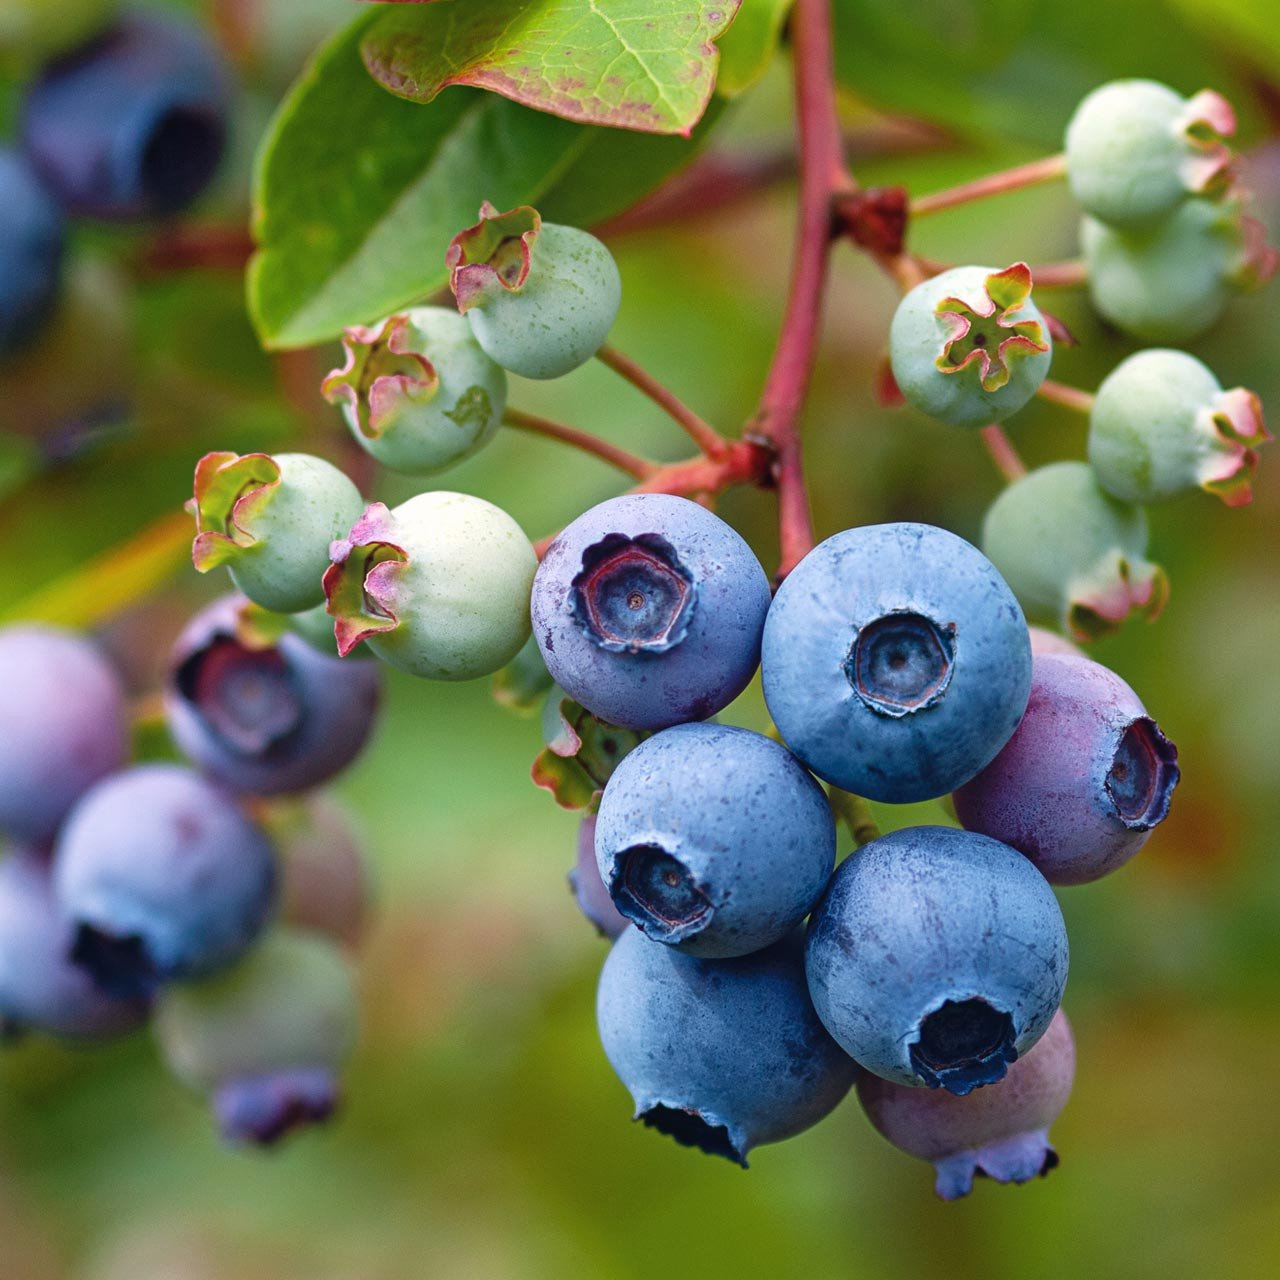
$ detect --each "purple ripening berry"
[954,654,1179,885]
[858,1008,1076,1200]
[568,814,628,940]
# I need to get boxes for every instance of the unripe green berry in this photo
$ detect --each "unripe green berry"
[1081,197,1273,342]
[1089,350,1270,506]
[888,263,1052,427]
[448,203,621,380]
[982,461,1167,642]
[1065,80,1235,228]
[325,492,537,680]
[322,307,506,475]
[189,451,365,614]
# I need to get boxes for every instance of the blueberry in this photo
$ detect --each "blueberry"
[594,723,834,957]
[322,308,507,475]
[189,451,366,614]
[20,11,229,221]
[531,494,771,730]
[954,654,1179,885]
[858,1008,1075,1200]
[448,203,621,380]
[326,493,537,680]
[0,148,66,356]
[982,461,1168,641]
[155,929,357,1146]
[805,826,1068,1095]
[1065,80,1235,228]
[761,523,1032,803]
[164,595,381,797]
[0,624,129,847]
[597,929,857,1166]
[888,263,1052,427]
[54,764,277,997]
[1088,350,1270,507]
[568,814,628,940]
[0,847,150,1043]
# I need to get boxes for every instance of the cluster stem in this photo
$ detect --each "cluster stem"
[909,153,1069,217]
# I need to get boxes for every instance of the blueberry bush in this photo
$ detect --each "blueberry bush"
[2,1,1280,1275]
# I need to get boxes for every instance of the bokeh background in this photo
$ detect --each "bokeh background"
[2,1,1279,1277]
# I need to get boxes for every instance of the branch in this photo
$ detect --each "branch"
[1037,379,1096,414]
[909,153,1068,217]
[979,424,1028,483]
[502,408,657,480]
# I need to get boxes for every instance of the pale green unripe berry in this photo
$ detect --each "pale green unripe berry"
[982,462,1167,642]
[189,451,365,614]
[888,263,1052,427]
[1065,80,1235,228]
[448,204,621,380]
[322,306,507,475]
[1088,350,1270,506]
[325,492,537,680]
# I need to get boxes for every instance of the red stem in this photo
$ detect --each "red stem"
[909,153,1069,217]
[750,0,845,579]
[979,425,1028,483]
[1027,258,1089,289]
[1037,378,1096,414]
[502,408,656,481]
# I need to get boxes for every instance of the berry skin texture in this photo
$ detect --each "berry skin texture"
[954,654,1179,885]
[155,929,357,1146]
[321,308,507,475]
[325,493,536,680]
[189,451,366,614]
[858,1008,1075,1200]
[888,263,1052,427]
[805,826,1068,1095]
[0,624,129,847]
[1088,350,1270,507]
[165,596,381,798]
[54,765,277,997]
[762,523,1032,804]
[0,848,150,1043]
[1065,80,1235,228]
[594,724,834,957]
[0,149,67,356]
[448,203,621,380]
[982,461,1168,642]
[569,814,628,940]
[597,929,857,1167]
[20,11,229,221]
[531,494,771,731]
[1080,197,1271,343]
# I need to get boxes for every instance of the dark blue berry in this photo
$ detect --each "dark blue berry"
[0,149,66,356]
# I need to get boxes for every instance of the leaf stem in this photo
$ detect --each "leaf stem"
[827,787,882,847]
[595,345,730,459]
[979,424,1028,483]
[502,408,657,480]
[1036,378,1096,414]
[909,153,1069,217]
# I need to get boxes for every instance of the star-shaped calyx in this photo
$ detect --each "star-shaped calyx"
[446,202,541,313]
[321,315,439,440]
[934,263,1050,393]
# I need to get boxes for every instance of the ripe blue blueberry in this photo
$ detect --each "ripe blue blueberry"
[54,765,277,997]
[761,523,1032,803]
[322,308,507,475]
[188,451,366,614]
[0,848,150,1043]
[164,595,381,797]
[1088,349,1270,507]
[155,929,357,1146]
[858,1008,1075,1200]
[982,461,1168,642]
[20,11,230,221]
[1065,80,1235,228]
[0,148,66,356]
[888,263,1052,427]
[448,203,621,380]
[805,826,1068,1095]
[0,624,129,847]
[594,723,834,957]
[597,929,857,1166]
[531,494,771,731]
[569,814,628,940]
[954,654,1179,885]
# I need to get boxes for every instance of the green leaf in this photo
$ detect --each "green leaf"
[715,0,793,98]
[249,10,729,349]
[360,0,739,136]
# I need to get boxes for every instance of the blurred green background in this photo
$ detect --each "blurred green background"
[2,1,1279,1276]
